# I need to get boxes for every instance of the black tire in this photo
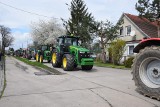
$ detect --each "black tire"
[132,46,160,100]
[62,54,75,71]
[74,64,78,68]
[27,55,31,60]
[48,60,51,63]
[51,52,61,67]
[81,65,93,70]
[39,55,43,63]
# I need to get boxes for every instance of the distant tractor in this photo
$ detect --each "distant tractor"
[132,38,160,100]
[51,35,94,71]
[15,48,23,57]
[36,45,52,63]
[26,48,36,60]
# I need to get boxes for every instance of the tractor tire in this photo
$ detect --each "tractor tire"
[52,52,61,67]
[48,60,51,63]
[62,54,74,71]
[81,65,93,70]
[27,55,31,60]
[39,55,43,63]
[36,54,39,62]
[74,64,78,68]
[132,46,160,100]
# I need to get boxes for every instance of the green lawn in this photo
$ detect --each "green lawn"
[94,61,127,69]
[14,56,63,75]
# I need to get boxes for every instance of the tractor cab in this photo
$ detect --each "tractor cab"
[57,36,79,53]
[37,45,50,51]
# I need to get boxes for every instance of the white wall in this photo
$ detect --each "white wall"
[118,15,145,41]
[120,42,138,63]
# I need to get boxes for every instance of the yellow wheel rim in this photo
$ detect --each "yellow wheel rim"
[36,54,39,62]
[63,58,67,68]
[40,56,42,63]
[52,53,56,64]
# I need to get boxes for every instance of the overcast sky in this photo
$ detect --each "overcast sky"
[0,0,138,50]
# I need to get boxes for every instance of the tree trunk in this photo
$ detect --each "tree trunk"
[2,40,5,55]
[101,48,106,63]
[100,36,106,63]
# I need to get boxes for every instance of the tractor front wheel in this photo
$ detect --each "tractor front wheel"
[132,46,160,100]
[81,65,93,70]
[52,52,61,67]
[62,54,74,71]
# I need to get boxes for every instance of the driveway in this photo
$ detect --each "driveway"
[0,57,159,107]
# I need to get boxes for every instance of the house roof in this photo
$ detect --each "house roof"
[124,13,158,38]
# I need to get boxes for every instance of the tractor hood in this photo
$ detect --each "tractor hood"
[70,46,90,53]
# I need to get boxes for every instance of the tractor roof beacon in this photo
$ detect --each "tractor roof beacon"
[51,35,94,71]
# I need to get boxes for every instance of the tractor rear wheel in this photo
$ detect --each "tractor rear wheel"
[81,65,93,70]
[132,46,160,100]
[62,54,74,71]
[36,54,39,62]
[39,55,43,63]
[52,52,61,67]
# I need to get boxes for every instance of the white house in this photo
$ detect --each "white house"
[116,13,158,61]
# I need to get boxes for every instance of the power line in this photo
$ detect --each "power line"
[0,1,56,19]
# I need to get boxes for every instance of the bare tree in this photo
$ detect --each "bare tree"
[0,25,14,54]
[30,19,65,46]
[94,19,123,63]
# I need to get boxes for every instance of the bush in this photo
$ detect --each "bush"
[109,39,126,65]
[124,57,134,68]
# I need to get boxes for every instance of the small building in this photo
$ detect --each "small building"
[116,13,158,62]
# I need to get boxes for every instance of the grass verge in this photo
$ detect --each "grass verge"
[0,56,6,99]
[0,76,6,99]
[94,61,127,69]
[14,57,63,75]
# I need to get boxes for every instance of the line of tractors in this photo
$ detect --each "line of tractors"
[14,35,94,71]
[11,35,160,100]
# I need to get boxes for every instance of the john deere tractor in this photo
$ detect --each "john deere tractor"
[51,35,94,71]
[132,38,160,100]
[36,45,52,63]
[26,47,36,60]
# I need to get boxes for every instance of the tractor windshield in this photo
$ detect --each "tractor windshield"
[42,46,48,51]
[64,37,78,46]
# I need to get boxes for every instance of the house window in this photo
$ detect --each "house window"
[120,27,123,35]
[125,25,131,35]
[129,45,134,55]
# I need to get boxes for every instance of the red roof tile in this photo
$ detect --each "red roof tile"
[124,13,158,38]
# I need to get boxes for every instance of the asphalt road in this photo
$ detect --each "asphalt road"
[0,57,159,107]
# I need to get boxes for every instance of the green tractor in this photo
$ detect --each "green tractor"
[26,47,36,60]
[36,45,52,63]
[51,35,94,71]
